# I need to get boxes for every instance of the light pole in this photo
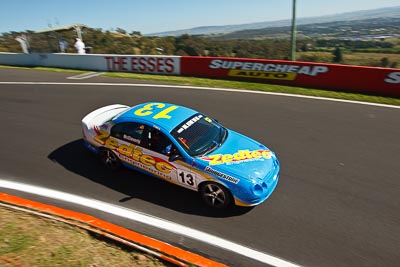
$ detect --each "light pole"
[290,0,297,61]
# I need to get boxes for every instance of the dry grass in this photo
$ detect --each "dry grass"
[343,52,400,66]
[297,51,400,67]
[0,206,172,267]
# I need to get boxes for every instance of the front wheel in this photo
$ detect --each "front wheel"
[99,148,121,171]
[200,182,232,209]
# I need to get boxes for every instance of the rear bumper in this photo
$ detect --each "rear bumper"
[83,139,99,154]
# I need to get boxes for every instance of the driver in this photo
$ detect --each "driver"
[150,129,172,155]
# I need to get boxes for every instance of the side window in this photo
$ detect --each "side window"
[147,128,174,156]
[111,123,144,145]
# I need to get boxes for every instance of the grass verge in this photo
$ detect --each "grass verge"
[1,65,399,106]
[103,72,400,106]
[0,206,171,267]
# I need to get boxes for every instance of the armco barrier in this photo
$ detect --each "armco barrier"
[0,52,399,96]
[180,56,400,97]
[0,52,180,75]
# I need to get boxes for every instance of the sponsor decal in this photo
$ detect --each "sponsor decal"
[93,126,109,144]
[228,69,297,81]
[205,166,240,184]
[118,152,174,180]
[109,140,175,174]
[209,59,329,77]
[123,134,140,144]
[384,72,400,84]
[202,149,272,165]
[177,114,203,133]
[93,129,175,178]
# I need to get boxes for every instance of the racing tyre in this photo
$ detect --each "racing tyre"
[200,182,232,209]
[99,148,121,171]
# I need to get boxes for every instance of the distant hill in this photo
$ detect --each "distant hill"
[214,17,400,40]
[146,6,400,37]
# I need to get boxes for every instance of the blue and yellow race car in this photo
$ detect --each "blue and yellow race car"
[82,102,279,208]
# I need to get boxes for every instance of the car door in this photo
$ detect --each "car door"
[108,122,148,168]
[109,123,200,191]
[141,126,201,191]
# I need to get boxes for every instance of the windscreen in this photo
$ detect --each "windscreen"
[171,113,227,157]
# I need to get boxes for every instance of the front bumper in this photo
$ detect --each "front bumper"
[234,158,280,206]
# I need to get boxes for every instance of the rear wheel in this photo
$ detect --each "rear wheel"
[200,182,232,209]
[99,148,121,171]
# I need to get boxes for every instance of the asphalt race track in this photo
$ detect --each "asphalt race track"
[0,68,399,267]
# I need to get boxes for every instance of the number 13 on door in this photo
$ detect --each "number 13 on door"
[177,170,197,189]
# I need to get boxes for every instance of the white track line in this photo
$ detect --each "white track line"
[67,72,105,80]
[0,81,399,109]
[0,179,301,267]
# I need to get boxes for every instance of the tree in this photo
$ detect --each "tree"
[380,57,390,67]
[130,31,142,37]
[115,28,127,35]
[332,47,343,63]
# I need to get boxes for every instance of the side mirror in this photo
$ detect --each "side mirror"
[169,153,182,162]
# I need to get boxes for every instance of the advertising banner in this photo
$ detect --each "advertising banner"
[0,53,181,75]
[181,56,400,97]
[104,55,180,75]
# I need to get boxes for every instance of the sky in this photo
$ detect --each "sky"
[1,0,400,34]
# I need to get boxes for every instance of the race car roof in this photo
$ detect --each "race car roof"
[112,102,199,132]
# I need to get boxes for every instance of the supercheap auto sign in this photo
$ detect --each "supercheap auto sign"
[180,56,400,96]
[180,56,330,82]
[209,59,329,81]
